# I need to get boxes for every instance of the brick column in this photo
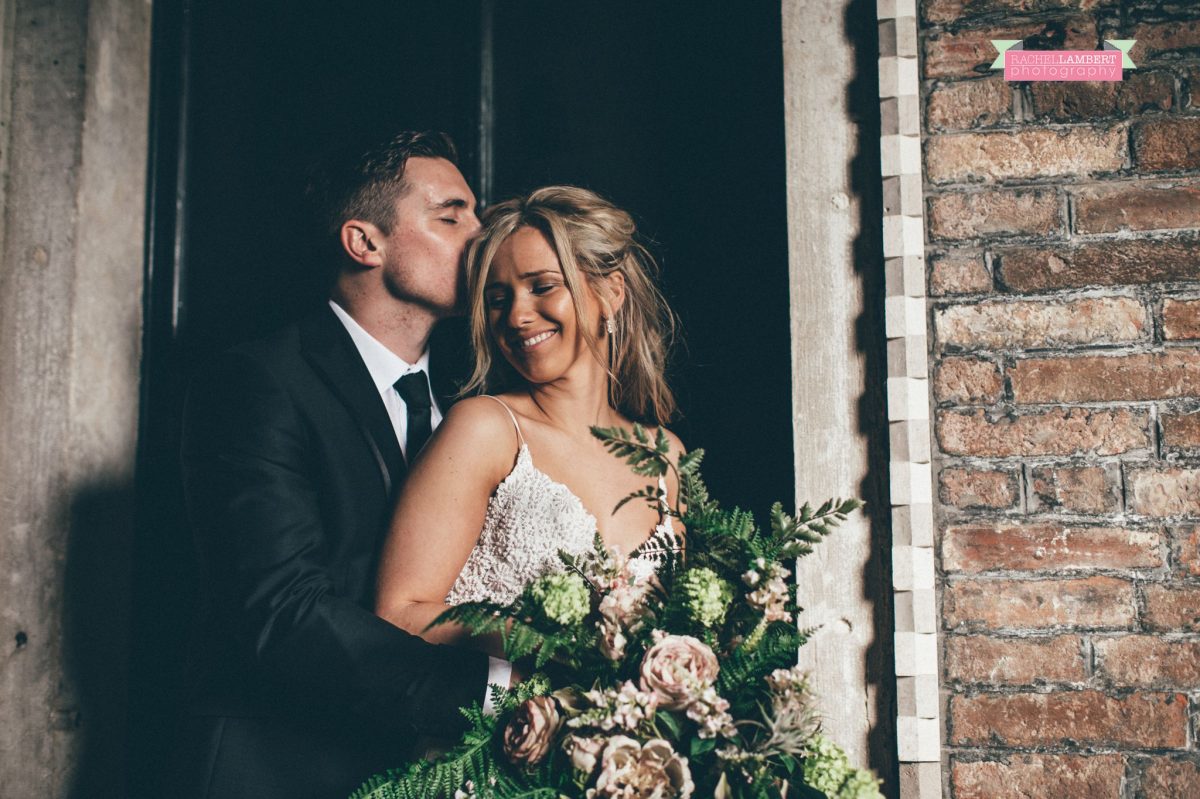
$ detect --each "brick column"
[920,2,1200,796]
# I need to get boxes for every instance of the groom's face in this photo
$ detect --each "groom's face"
[378,157,480,314]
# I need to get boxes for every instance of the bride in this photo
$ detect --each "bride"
[374,185,684,658]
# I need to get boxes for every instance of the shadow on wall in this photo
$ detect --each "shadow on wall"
[845,0,899,794]
[60,478,136,799]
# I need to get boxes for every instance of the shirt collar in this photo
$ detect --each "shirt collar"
[328,299,430,395]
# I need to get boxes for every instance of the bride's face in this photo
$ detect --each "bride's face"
[483,225,603,385]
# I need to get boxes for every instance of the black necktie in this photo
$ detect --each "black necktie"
[394,370,433,461]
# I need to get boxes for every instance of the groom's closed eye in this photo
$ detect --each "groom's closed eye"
[431,197,472,223]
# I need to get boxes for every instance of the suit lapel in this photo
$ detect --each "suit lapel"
[300,307,406,495]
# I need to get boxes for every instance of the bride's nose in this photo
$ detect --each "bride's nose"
[506,292,535,329]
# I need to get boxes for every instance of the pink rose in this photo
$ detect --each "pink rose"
[563,734,607,775]
[502,696,560,766]
[586,736,694,799]
[638,633,719,710]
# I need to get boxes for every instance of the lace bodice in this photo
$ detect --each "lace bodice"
[445,398,679,606]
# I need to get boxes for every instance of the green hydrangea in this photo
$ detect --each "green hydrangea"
[802,734,850,796]
[679,567,732,628]
[530,572,590,626]
[802,734,883,799]
[838,767,884,799]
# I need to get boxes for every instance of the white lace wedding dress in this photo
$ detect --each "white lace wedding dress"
[445,395,680,607]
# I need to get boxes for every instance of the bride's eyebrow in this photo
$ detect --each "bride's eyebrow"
[485,269,560,289]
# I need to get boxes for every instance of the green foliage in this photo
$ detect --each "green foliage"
[350,706,497,799]
[432,601,585,669]
[530,572,590,626]
[792,734,884,799]
[488,771,567,798]
[678,567,733,627]
[430,602,513,637]
[488,673,551,715]
[683,505,760,576]
[717,623,803,708]
[590,423,670,479]
[589,425,709,518]
[771,499,863,560]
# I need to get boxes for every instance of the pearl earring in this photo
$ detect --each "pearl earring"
[605,318,615,334]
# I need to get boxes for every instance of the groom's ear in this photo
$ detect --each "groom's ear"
[340,220,385,268]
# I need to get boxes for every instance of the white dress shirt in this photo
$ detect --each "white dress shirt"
[328,299,442,461]
[328,300,511,712]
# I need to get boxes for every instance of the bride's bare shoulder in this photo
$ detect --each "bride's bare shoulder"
[632,420,685,459]
[659,426,686,456]
[436,394,524,454]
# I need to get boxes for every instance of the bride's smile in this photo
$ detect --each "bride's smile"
[484,224,609,386]
[517,329,557,349]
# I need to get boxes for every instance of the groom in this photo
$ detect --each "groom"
[177,131,507,798]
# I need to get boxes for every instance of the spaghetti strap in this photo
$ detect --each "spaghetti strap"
[481,395,526,448]
[656,476,673,526]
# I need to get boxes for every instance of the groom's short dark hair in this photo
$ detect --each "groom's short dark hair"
[308,130,460,242]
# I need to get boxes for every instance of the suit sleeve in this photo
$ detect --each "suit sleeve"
[181,350,487,738]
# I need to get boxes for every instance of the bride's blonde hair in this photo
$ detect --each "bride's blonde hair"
[462,186,678,425]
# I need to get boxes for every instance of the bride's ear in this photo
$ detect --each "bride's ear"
[604,271,627,315]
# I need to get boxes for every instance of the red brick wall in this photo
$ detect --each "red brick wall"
[921,2,1200,796]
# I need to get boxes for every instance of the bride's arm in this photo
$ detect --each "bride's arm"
[375,397,515,656]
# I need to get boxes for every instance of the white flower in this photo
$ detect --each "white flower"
[568,681,659,733]
[598,618,628,661]
[744,561,793,624]
[595,557,655,662]
[684,683,737,739]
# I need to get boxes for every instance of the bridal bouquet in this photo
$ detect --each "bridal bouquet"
[354,427,881,799]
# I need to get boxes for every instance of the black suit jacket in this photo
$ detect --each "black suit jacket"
[177,307,486,798]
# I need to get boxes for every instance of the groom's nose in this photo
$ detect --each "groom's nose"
[464,209,481,238]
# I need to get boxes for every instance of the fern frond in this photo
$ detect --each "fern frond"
[718,623,803,700]
[677,448,704,475]
[773,498,864,560]
[503,621,546,661]
[591,425,669,478]
[612,485,662,515]
[430,602,513,635]
[364,731,496,799]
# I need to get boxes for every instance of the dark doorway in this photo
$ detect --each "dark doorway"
[131,2,791,794]
[489,2,794,514]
